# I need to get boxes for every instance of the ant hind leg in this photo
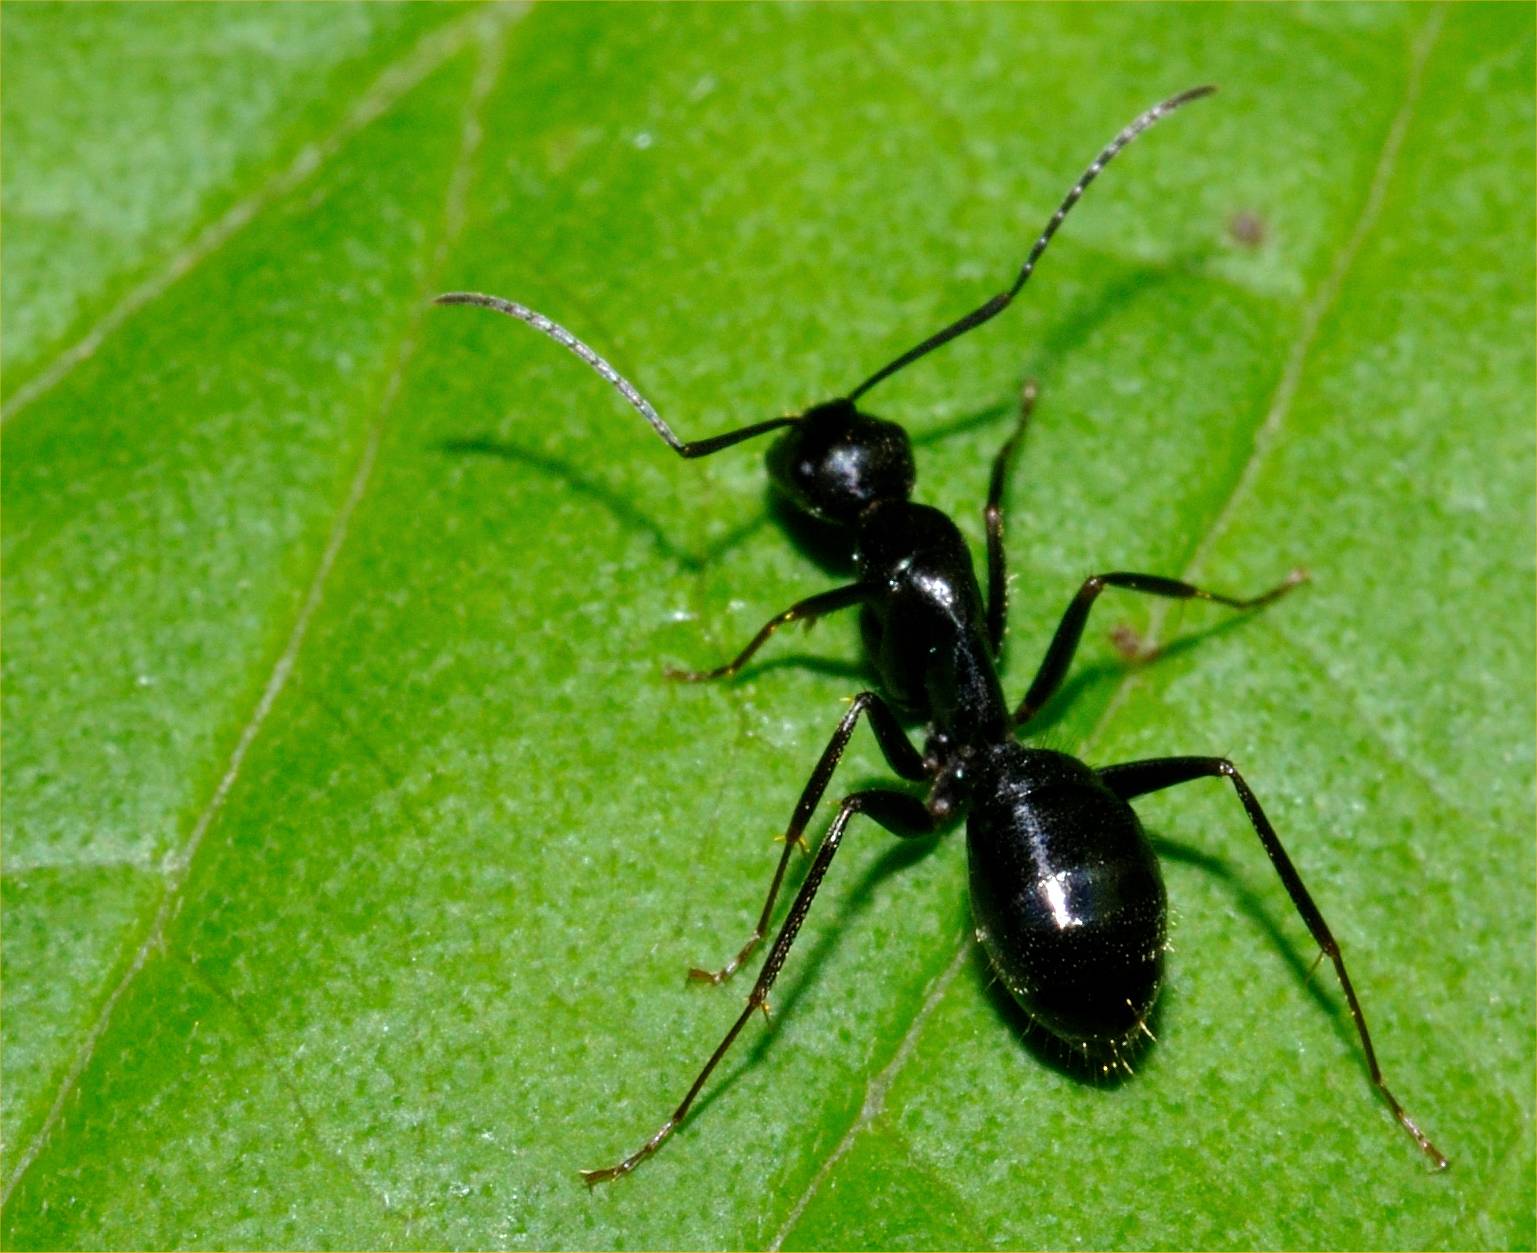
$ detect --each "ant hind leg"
[1096,754,1447,1170]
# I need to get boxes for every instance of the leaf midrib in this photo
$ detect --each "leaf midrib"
[0,8,526,1206]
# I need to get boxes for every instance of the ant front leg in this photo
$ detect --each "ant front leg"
[689,690,929,985]
[984,379,1039,659]
[666,583,867,682]
[584,738,935,1184]
[1097,755,1448,1170]
[1011,568,1306,728]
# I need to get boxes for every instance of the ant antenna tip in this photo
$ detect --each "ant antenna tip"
[846,85,1222,403]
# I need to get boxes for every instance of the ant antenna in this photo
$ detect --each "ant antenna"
[433,292,798,458]
[846,85,1216,404]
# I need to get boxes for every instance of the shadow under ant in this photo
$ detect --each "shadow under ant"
[436,434,771,573]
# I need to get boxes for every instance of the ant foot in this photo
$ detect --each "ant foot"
[663,662,730,683]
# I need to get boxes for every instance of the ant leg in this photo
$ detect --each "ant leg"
[1097,755,1448,1170]
[690,691,927,985]
[984,379,1039,658]
[583,784,936,1184]
[1011,569,1306,728]
[667,583,867,682]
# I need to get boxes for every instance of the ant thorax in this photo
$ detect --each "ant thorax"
[853,499,1009,746]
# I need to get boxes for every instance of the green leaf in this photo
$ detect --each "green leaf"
[4,4,1532,1248]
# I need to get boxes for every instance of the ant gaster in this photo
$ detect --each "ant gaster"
[436,86,1446,1181]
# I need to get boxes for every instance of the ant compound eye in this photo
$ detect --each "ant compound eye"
[766,399,914,524]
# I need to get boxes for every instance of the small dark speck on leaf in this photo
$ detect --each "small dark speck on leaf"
[1228,210,1266,248]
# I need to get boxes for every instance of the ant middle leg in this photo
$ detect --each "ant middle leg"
[584,783,936,1184]
[666,583,868,682]
[1097,755,1448,1170]
[1011,568,1306,728]
[689,690,928,985]
[984,378,1039,658]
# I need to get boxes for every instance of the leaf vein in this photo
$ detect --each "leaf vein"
[767,934,972,1252]
[0,8,487,426]
[0,10,517,1208]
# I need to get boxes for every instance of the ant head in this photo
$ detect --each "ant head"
[765,399,915,525]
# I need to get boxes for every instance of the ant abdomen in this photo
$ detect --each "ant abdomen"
[969,745,1166,1057]
[764,399,914,524]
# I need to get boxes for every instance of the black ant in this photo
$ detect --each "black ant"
[436,86,1447,1181]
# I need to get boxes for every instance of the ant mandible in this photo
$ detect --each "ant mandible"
[436,86,1447,1181]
